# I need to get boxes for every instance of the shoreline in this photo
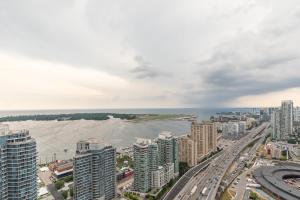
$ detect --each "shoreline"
[0,113,195,123]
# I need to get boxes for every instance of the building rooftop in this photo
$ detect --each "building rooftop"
[135,138,153,147]
[158,131,173,139]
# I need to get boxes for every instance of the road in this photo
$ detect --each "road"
[205,123,269,200]
[38,170,64,200]
[47,183,64,200]
[173,123,269,200]
[233,134,267,200]
[163,150,224,200]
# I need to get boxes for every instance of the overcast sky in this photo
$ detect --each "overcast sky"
[0,0,300,109]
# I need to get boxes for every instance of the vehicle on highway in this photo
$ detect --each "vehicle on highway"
[190,185,197,196]
[202,187,208,196]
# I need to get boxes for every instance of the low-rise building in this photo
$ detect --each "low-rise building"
[222,121,247,139]
[49,159,73,180]
[151,166,164,189]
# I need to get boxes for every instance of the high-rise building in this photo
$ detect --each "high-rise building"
[191,121,217,162]
[157,132,179,174]
[281,100,293,139]
[73,139,116,200]
[133,134,178,193]
[0,128,37,200]
[271,109,281,140]
[133,138,158,193]
[295,107,300,122]
[178,135,197,167]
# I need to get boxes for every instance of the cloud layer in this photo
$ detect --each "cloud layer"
[0,0,300,109]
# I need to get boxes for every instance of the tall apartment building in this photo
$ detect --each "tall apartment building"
[271,109,282,140]
[157,132,179,174]
[0,128,37,200]
[178,135,197,167]
[295,107,300,122]
[281,100,293,139]
[73,139,116,200]
[133,134,178,193]
[191,121,217,162]
[133,139,158,193]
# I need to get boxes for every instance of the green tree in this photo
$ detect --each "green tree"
[61,190,68,199]
[70,188,74,197]
[55,180,64,190]
[179,162,190,177]
[63,175,73,182]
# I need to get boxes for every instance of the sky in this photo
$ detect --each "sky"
[0,0,300,109]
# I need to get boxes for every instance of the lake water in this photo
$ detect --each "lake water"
[0,108,255,163]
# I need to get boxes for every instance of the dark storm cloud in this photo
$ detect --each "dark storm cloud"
[182,30,300,106]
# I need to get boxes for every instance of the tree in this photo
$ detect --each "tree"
[61,190,68,199]
[70,188,74,197]
[63,175,73,182]
[55,180,64,190]
[179,162,190,176]
[250,191,258,200]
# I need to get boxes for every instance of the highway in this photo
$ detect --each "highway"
[203,123,269,200]
[171,122,269,200]
[163,150,224,200]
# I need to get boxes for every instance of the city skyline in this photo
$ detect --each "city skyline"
[1,1,300,109]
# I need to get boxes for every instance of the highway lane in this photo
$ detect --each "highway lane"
[163,150,224,200]
[188,123,269,200]
[207,123,269,200]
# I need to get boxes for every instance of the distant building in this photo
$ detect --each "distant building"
[271,109,282,140]
[0,128,37,200]
[73,139,116,200]
[246,118,256,129]
[157,132,179,175]
[281,100,293,139]
[178,135,197,167]
[221,121,246,140]
[222,122,238,139]
[238,121,246,134]
[191,121,217,162]
[0,124,9,135]
[295,107,300,122]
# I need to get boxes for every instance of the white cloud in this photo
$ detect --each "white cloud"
[0,0,300,108]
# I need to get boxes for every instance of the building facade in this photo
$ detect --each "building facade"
[295,107,300,122]
[133,134,178,193]
[271,109,282,140]
[178,135,197,167]
[157,132,179,174]
[281,100,293,139]
[151,166,164,189]
[0,128,37,200]
[133,139,158,193]
[191,121,217,162]
[222,121,247,139]
[73,139,116,200]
